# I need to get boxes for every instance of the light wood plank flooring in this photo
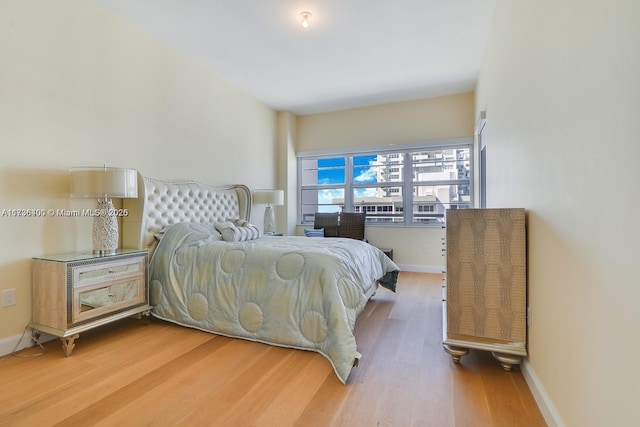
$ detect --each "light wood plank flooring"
[0,272,546,426]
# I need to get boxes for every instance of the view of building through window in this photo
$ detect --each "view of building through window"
[300,145,471,225]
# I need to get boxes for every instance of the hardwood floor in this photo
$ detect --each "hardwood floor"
[0,272,546,426]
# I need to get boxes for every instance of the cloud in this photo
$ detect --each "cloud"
[354,187,378,198]
[318,188,344,205]
[354,167,377,183]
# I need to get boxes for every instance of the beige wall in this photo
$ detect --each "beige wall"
[297,93,474,152]
[275,111,298,237]
[294,93,475,270]
[475,0,640,425]
[0,0,277,344]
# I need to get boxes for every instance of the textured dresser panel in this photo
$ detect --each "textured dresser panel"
[446,209,526,343]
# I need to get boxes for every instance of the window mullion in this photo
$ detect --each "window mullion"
[413,179,471,186]
[403,152,413,225]
[344,156,353,211]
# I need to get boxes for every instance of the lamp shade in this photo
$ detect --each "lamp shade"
[70,167,138,198]
[252,189,284,206]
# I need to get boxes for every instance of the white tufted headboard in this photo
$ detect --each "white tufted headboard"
[122,173,251,252]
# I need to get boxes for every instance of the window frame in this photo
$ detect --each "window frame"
[297,137,474,227]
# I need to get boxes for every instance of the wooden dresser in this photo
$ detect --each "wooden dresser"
[442,208,527,370]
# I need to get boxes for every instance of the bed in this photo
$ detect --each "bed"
[122,174,400,384]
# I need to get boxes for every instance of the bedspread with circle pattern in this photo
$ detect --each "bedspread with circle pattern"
[149,222,400,384]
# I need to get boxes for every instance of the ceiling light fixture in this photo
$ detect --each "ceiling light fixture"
[300,11,312,29]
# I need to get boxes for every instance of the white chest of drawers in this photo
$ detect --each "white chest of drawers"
[31,249,150,356]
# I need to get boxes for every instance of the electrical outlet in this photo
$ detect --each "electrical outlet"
[527,307,532,327]
[2,289,16,307]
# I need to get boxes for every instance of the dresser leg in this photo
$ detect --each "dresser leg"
[61,334,79,357]
[443,344,469,363]
[143,309,152,325]
[491,352,522,371]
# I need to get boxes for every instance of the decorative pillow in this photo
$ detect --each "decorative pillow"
[215,219,261,242]
[304,228,325,238]
[214,221,238,242]
[222,226,241,242]
[231,219,261,240]
[214,221,234,233]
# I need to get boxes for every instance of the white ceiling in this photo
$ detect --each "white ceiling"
[96,0,496,115]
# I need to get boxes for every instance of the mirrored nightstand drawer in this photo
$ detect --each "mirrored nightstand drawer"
[74,257,145,288]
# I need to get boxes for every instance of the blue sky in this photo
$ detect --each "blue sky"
[318,155,377,185]
[317,156,378,208]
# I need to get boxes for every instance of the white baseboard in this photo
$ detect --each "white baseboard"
[396,264,444,274]
[521,359,565,427]
[0,329,56,357]
[0,330,32,357]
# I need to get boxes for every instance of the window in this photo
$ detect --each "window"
[298,140,472,225]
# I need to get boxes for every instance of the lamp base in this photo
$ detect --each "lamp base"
[93,199,119,255]
[263,205,275,234]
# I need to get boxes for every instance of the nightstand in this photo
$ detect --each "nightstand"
[31,249,150,356]
[376,247,393,260]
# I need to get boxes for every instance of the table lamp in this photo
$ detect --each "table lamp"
[252,189,284,235]
[70,166,138,255]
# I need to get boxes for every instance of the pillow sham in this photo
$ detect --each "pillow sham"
[304,228,325,238]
